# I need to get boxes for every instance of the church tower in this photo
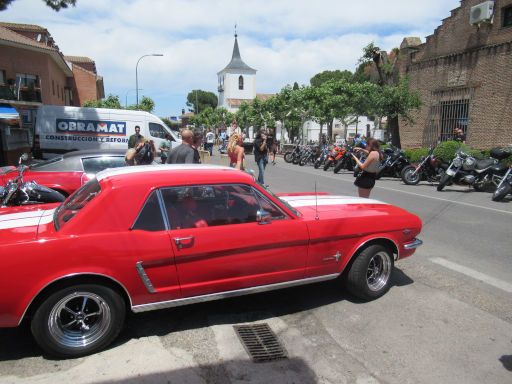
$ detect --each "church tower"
[217,32,256,112]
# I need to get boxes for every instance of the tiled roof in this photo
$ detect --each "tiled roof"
[219,35,256,74]
[0,22,47,32]
[64,55,94,63]
[0,25,55,51]
[226,94,275,107]
[256,93,274,101]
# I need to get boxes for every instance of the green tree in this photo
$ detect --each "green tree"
[83,94,122,109]
[0,0,76,11]
[310,70,353,87]
[186,90,218,114]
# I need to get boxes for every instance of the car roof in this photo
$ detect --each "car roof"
[62,149,127,159]
[96,164,254,187]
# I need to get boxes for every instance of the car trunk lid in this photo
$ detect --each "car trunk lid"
[0,206,56,242]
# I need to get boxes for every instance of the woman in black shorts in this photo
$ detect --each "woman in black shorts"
[351,138,383,198]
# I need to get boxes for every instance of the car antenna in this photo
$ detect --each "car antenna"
[315,181,319,220]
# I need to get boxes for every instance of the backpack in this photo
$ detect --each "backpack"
[135,142,154,165]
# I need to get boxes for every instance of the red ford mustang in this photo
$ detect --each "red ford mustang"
[0,165,422,358]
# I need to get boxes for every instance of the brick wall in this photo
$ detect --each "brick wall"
[399,0,512,149]
[0,45,68,105]
[70,64,101,106]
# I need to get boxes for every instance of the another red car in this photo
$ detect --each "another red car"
[0,149,128,196]
[0,165,422,358]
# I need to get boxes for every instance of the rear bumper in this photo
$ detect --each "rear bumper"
[403,238,423,250]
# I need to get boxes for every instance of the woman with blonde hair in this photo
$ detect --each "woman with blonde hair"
[227,133,245,170]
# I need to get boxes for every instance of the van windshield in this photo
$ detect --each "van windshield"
[54,179,101,230]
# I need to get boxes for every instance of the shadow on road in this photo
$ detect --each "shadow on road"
[0,268,413,362]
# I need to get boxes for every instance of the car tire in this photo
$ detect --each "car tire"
[346,244,394,301]
[31,284,125,358]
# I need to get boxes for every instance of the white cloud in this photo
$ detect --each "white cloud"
[2,0,461,116]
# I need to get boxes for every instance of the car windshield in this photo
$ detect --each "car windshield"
[54,179,101,230]
[30,156,63,169]
[264,188,301,217]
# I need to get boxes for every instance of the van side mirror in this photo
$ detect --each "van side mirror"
[256,210,272,224]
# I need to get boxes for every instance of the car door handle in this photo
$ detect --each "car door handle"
[174,236,194,249]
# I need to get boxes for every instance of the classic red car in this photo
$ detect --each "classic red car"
[0,165,422,358]
[0,149,127,196]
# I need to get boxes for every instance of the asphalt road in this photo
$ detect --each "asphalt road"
[1,154,511,384]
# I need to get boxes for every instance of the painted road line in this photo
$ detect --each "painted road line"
[430,257,512,293]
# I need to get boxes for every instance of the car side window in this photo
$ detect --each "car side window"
[253,189,288,220]
[82,156,126,174]
[149,123,167,139]
[132,190,166,231]
[160,184,261,230]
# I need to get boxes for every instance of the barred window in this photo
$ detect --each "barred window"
[503,6,512,27]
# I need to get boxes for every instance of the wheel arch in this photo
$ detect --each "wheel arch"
[20,273,132,325]
[342,237,399,276]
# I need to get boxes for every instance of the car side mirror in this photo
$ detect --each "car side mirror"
[256,210,272,225]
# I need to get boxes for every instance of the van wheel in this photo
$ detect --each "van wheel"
[31,284,125,358]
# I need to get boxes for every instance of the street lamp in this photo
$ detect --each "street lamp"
[125,88,142,108]
[135,53,163,107]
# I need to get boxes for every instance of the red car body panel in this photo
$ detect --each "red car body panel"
[0,169,84,196]
[0,165,422,328]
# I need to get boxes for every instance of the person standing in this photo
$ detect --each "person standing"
[351,138,383,198]
[128,125,144,149]
[205,129,215,156]
[159,134,172,164]
[227,133,245,169]
[253,129,269,186]
[166,129,201,164]
[267,128,277,165]
[453,127,466,144]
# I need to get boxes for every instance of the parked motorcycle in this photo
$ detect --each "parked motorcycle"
[492,166,512,201]
[1,154,65,207]
[437,150,508,192]
[375,146,410,179]
[401,147,447,185]
[314,146,330,169]
[333,146,357,173]
[323,145,345,171]
[299,145,320,166]
[283,142,302,164]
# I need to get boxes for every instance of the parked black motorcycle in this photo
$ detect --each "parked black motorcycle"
[283,142,302,164]
[314,146,329,169]
[401,147,447,185]
[437,150,508,192]
[1,154,65,207]
[375,146,410,179]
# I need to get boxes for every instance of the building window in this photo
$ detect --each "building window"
[0,70,5,85]
[15,73,41,102]
[503,6,512,27]
[52,80,55,95]
[424,87,474,145]
[238,75,244,90]
[57,83,60,98]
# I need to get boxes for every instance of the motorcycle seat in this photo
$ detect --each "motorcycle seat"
[475,159,496,170]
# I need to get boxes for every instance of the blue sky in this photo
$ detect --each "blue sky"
[2,0,461,118]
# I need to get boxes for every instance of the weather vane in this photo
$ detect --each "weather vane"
[234,23,237,37]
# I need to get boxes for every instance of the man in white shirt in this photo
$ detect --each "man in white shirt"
[205,129,215,155]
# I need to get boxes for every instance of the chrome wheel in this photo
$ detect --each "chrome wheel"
[48,292,112,349]
[366,251,392,291]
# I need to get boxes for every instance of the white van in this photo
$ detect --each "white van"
[33,105,181,158]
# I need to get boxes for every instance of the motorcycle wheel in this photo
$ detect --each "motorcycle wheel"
[323,160,332,171]
[333,161,344,174]
[292,156,300,165]
[314,159,322,169]
[401,166,421,185]
[437,173,452,191]
[284,152,293,163]
[492,183,511,202]
[299,157,307,166]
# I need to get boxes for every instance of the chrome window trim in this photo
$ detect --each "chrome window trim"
[136,261,156,293]
[18,272,133,326]
[132,273,340,313]
[156,189,170,230]
[252,187,288,221]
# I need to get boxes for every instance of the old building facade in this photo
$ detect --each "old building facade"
[399,0,512,149]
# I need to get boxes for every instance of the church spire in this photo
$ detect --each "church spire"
[218,29,256,74]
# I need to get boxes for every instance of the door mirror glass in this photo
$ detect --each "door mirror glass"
[256,210,272,224]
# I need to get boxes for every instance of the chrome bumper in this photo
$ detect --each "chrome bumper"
[403,238,423,250]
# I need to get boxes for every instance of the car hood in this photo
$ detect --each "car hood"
[0,206,56,242]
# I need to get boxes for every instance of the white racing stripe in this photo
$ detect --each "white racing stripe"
[430,257,512,293]
[0,208,55,230]
[280,195,388,208]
